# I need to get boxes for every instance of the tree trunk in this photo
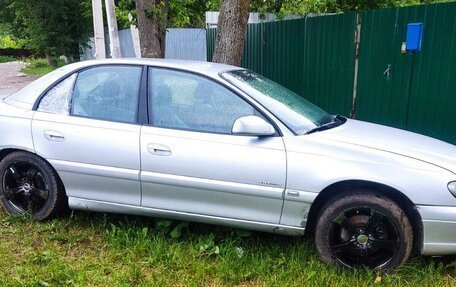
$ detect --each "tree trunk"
[212,0,249,66]
[135,0,168,58]
[44,51,57,67]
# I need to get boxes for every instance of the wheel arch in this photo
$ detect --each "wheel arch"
[0,148,67,194]
[0,147,35,160]
[305,179,423,253]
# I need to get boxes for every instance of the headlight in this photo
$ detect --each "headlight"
[448,181,456,198]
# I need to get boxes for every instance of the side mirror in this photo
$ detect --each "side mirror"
[232,116,276,136]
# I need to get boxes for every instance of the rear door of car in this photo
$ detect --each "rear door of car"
[32,64,145,206]
[140,67,286,224]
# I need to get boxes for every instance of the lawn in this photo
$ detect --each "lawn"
[0,57,63,75]
[0,56,17,63]
[20,58,65,76]
[0,209,455,287]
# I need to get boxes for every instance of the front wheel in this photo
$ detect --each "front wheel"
[314,191,413,271]
[0,151,67,220]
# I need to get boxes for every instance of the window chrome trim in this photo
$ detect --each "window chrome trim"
[32,63,287,136]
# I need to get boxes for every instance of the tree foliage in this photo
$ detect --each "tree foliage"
[168,0,218,28]
[250,0,451,15]
[115,0,449,29]
[117,0,219,28]
[116,0,137,28]
[0,0,91,60]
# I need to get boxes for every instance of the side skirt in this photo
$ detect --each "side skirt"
[68,197,305,236]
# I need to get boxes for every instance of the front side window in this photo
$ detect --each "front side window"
[71,65,142,123]
[149,68,256,134]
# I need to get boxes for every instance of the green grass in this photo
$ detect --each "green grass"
[20,58,65,76]
[0,209,455,286]
[0,55,16,63]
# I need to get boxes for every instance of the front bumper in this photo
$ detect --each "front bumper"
[417,205,456,255]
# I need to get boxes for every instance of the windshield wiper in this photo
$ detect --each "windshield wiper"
[305,115,344,135]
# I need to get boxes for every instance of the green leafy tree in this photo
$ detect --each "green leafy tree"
[0,0,91,63]
[114,0,449,30]
[116,0,218,28]
[116,0,137,28]
[168,0,218,28]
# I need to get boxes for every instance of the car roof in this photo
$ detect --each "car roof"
[65,58,242,77]
[3,59,243,109]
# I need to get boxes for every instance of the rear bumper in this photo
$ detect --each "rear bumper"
[417,205,456,255]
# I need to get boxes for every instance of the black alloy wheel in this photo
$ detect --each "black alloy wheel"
[2,160,50,213]
[329,207,400,269]
[314,191,413,271]
[0,152,67,220]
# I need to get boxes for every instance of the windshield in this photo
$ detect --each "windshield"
[221,70,334,135]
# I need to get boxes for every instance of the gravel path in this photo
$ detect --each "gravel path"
[0,61,39,96]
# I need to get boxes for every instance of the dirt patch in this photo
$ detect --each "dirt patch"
[0,61,39,96]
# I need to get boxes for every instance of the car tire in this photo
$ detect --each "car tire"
[0,151,68,221]
[314,190,413,271]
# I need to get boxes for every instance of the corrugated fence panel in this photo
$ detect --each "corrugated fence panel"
[357,2,456,144]
[356,8,416,129]
[242,23,264,73]
[406,3,456,144]
[303,13,356,116]
[206,15,356,117]
[82,28,206,61]
[206,28,216,61]
[165,28,207,61]
[262,19,306,95]
[119,29,136,57]
[80,38,96,61]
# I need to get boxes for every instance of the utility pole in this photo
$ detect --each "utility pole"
[92,0,106,59]
[104,0,121,58]
[129,13,141,58]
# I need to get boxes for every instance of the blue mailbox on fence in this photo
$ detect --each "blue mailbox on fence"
[406,23,423,52]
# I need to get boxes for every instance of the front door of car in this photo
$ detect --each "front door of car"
[140,68,286,224]
[32,65,144,206]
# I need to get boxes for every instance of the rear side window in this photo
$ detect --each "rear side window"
[6,65,73,107]
[71,65,142,123]
[38,74,77,115]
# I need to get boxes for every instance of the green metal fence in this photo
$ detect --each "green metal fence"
[207,2,456,144]
[357,2,456,143]
[208,13,357,116]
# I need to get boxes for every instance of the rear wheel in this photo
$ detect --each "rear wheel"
[314,191,413,271]
[0,152,67,220]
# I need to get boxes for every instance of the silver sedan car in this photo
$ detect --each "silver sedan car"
[1,59,456,271]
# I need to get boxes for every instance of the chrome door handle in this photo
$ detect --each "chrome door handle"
[147,143,171,156]
[286,190,300,197]
[44,130,65,142]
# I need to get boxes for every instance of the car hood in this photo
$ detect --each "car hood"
[312,119,456,174]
